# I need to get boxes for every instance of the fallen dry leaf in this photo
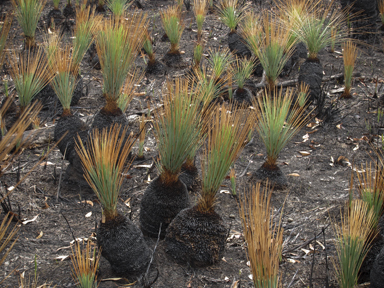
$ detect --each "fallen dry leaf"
[288,173,300,177]
[298,151,311,156]
[79,200,93,206]
[55,255,70,261]
[36,231,43,239]
[22,215,38,225]
[85,212,92,218]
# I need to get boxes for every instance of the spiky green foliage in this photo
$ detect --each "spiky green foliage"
[253,89,310,170]
[70,240,101,288]
[160,6,184,54]
[231,57,254,89]
[193,43,203,68]
[9,48,53,112]
[335,200,376,288]
[106,0,132,18]
[216,0,247,33]
[96,14,147,111]
[0,15,12,67]
[243,12,295,91]
[72,5,102,73]
[143,31,155,63]
[154,78,203,185]
[48,45,79,114]
[194,0,208,40]
[239,183,283,288]
[11,0,46,49]
[288,0,349,60]
[341,41,358,98]
[52,0,60,9]
[208,48,233,80]
[117,68,144,112]
[76,125,135,221]
[330,26,337,53]
[355,163,384,231]
[198,105,252,212]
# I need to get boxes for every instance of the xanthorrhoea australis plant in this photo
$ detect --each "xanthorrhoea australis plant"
[139,78,203,238]
[9,47,53,115]
[340,41,358,99]
[165,104,252,266]
[251,88,311,188]
[76,124,151,276]
[12,0,46,49]
[239,183,284,288]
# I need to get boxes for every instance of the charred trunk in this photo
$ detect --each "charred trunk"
[232,87,252,107]
[179,162,201,192]
[162,51,187,69]
[54,113,89,160]
[298,59,323,104]
[97,213,152,276]
[228,32,251,58]
[165,206,227,267]
[139,176,190,238]
[146,59,166,75]
[250,163,288,190]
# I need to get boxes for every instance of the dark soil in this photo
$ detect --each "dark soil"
[1,0,384,287]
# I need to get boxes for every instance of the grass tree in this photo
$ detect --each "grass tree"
[96,14,147,116]
[106,0,132,18]
[12,0,46,49]
[70,240,101,288]
[9,48,53,115]
[165,104,252,266]
[193,0,208,41]
[239,183,284,288]
[76,125,151,276]
[160,5,185,66]
[340,41,358,99]
[142,30,166,75]
[243,12,295,91]
[216,0,245,34]
[193,43,204,69]
[335,200,376,288]
[207,48,233,82]
[72,5,102,74]
[251,88,310,188]
[230,56,254,105]
[140,78,203,238]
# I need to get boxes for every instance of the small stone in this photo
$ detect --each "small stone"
[288,218,293,223]
[229,214,236,219]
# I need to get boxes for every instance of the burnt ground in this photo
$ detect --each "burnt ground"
[1,0,384,287]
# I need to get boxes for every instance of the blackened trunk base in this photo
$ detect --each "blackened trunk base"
[139,176,190,238]
[165,206,227,267]
[97,214,152,276]
[250,164,288,190]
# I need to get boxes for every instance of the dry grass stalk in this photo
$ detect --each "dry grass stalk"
[0,14,12,67]
[76,125,135,221]
[334,200,376,288]
[198,104,252,212]
[70,240,101,288]
[341,41,358,98]
[239,183,283,288]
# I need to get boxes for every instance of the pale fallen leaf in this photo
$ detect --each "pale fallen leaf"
[299,151,311,156]
[288,173,300,177]
[248,274,253,280]
[85,212,92,218]
[7,186,14,191]
[301,248,311,255]
[302,134,309,142]
[336,124,342,129]
[220,190,231,194]
[231,280,240,288]
[316,240,325,250]
[55,255,70,261]
[144,147,150,152]
[22,215,38,225]
[100,278,124,282]
[36,231,43,239]
[287,258,300,263]
[133,164,152,169]
[79,200,93,206]
[353,145,359,151]
[39,161,55,166]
